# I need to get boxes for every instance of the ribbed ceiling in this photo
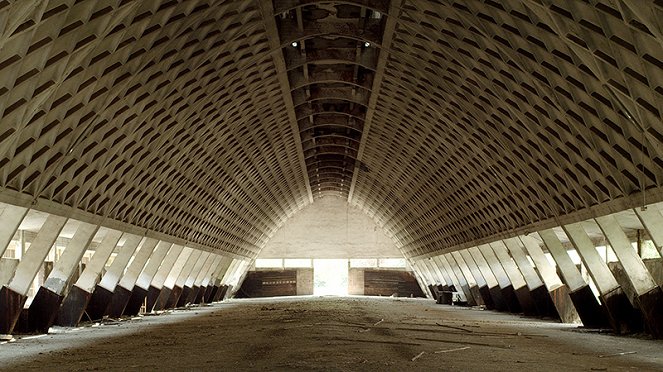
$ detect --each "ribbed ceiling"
[0,0,661,259]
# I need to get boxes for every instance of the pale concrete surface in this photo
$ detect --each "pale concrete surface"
[260,196,400,259]
[1,297,662,371]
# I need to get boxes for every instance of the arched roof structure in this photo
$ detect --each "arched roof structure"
[0,0,661,260]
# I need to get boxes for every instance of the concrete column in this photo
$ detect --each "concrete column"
[105,238,158,318]
[188,254,217,304]
[504,237,558,318]
[520,235,580,324]
[443,253,475,305]
[177,251,211,307]
[432,256,456,291]
[153,247,193,310]
[211,256,233,302]
[451,251,483,306]
[423,259,448,300]
[596,215,663,338]
[85,234,142,320]
[414,260,436,299]
[468,246,507,311]
[490,241,537,315]
[220,259,240,299]
[563,222,637,334]
[635,207,663,255]
[539,229,609,328]
[203,256,229,303]
[426,259,449,288]
[459,249,494,309]
[197,256,222,304]
[124,241,174,316]
[21,222,98,333]
[0,204,28,260]
[57,229,123,326]
[165,249,203,308]
[145,245,184,312]
[0,214,67,335]
[478,244,521,313]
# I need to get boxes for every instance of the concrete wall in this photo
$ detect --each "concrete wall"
[296,269,314,295]
[348,268,364,295]
[259,196,401,259]
[644,258,663,287]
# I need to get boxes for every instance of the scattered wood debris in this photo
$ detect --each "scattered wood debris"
[598,351,636,358]
[434,346,471,354]
[411,352,425,362]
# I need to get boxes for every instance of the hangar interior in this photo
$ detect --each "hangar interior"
[0,0,662,369]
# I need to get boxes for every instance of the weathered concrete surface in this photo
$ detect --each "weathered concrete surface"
[57,285,93,326]
[2,297,662,371]
[259,196,400,259]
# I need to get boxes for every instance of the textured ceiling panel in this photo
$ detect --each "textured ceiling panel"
[0,0,662,259]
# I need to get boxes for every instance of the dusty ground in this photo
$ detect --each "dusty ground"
[1,296,662,371]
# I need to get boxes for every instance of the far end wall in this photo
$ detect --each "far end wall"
[259,196,401,259]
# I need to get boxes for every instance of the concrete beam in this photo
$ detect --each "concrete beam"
[459,249,494,309]
[596,215,663,338]
[538,229,609,328]
[0,204,28,260]
[564,222,638,334]
[478,244,521,313]
[85,233,142,321]
[57,229,123,326]
[468,246,507,311]
[451,251,483,306]
[163,249,203,309]
[503,237,557,318]
[490,241,538,316]
[635,208,663,255]
[145,245,185,312]
[105,238,158,318]
[0,214,67,334]
[124,241,174,316]
[21,222,98,333]
[521,235,580,324]
[178,252,211,307]
[443,253,476,305]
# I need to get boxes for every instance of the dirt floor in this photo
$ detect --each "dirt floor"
[1,296,662,371]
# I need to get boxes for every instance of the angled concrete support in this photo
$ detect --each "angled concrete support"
[199,256,224,303]
[635,207,663,255]
[596,215,663,338]
[443,253,476,305]
[163,249,202,309]
[426,258,449,289]
[189,254,218,304]
[504,237,557,318]
[478,244,521,313]
[57,229,123,326]
[144,245,185,312]
[0,204,28,261]
[177,252,211,307]
[85,234,142,321]
[416,260,438,300]
[459,250,494,309]
[564,223,639,334]
[153,247,193,310]
[490,241,538,316]
[105,238,158,318]
[211,257,233,302]
[521,235,580,324]
[20,222,98,333]
[451,251,483,306]
[0,215,67,335]
[539,229,609,328]
[468,246,507,311]
[434,255,467,302]
[124,241,174,316]
[204,257,229,303]
[431,256,454,289]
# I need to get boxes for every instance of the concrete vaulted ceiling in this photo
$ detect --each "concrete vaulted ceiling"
[0,0,661,260]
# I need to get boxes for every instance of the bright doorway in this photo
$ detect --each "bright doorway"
[313,259,348,295]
